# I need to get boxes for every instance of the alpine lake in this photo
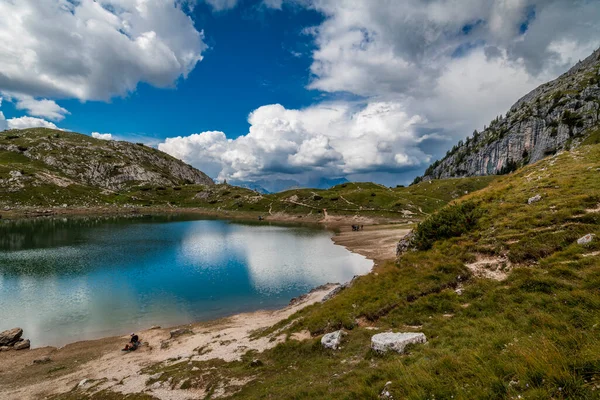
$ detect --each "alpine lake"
[0,215,372,347]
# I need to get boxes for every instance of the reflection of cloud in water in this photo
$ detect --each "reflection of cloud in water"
[178,224,373,294]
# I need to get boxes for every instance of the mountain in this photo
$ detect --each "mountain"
[418,48,600,182]
[0,128,213,207]
[233,177,350,193]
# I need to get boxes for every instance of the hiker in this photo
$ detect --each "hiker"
[123,333,140,351]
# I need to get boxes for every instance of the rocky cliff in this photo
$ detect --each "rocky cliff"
[419,48,600,181]
[0,128,213,199]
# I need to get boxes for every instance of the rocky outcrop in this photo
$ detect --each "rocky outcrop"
[371,332,427,354]
[0,327,30,350]
[0,128,214,198]
[420,48,600,181]
[0,327,23,346]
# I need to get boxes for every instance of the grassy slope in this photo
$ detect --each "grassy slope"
[104,144,600,400]
[81,178,494,222]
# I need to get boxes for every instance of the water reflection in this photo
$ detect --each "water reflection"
[0,216,372,347]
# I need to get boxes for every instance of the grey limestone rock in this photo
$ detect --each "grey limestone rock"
[420,48,600,181]
[321,330,345,350]
[578,234,595,245]
[528,194,542,204]
[371,332,427,354]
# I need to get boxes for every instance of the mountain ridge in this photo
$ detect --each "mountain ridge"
[417,47,600,182]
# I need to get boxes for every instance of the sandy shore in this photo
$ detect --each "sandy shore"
[0,219,410,400]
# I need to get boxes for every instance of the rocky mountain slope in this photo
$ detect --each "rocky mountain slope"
[419,48,600,181]
[0,128,213,207]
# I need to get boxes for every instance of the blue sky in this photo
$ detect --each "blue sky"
[2,1,323,142]
[1,0,599,187]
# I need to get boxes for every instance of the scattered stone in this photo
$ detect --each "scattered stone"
[148,372,163,381]
[78,379,91,388]
[13,339,30,350]
[250,359,263,367]
[33,357,52,364]
[0,346,12,352]
[527,194,542,204]
[191,367,199,372]
[160,341,170,349]
[170,328,193,339]
[380,381,394,399]
[578,234,595,245]
[0,327,23,346]
[321,330,345,350]
[149,325,161,330]
[371,332,427,354]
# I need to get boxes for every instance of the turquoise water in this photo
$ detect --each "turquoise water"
[0,215,372,347]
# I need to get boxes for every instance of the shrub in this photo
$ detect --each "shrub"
[17,146,28,152]
[411,201,482,250]
[313,195,323,201]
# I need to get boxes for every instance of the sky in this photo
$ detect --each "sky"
[0,0,599,187]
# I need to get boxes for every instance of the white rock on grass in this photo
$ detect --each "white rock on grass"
[321,330,345,350]
[577,234,595,245]
[371,332,427,354]
[527,194,542,204]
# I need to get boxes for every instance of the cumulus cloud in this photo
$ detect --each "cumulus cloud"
[159,102,429,184]
[2,94,70,121]
[6,117,59,130]
[91,132,113,140]
[0,0,206,102]
[298,0,600,147]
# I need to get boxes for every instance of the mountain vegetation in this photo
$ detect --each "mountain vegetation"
[0,127,495,220]
[65,141,599,400]
[417,48,600,182]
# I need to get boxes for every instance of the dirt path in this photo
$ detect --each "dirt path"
[0,224,410,399]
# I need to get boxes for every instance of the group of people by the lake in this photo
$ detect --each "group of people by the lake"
[351,225,364,231]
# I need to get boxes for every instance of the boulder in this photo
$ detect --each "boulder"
[14,339,30,350]
[321,330,345,350]
[170,328,193,339]
[396,231,415,256]
[371,332,427,354]
[0,327,23,346]
[577,234,595,245]
[0,346,12,352]
[527,194,542,204]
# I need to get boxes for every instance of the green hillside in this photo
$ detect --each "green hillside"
[100,143,600,399]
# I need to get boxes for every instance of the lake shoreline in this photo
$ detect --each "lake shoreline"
[0,204,413,229]
[0,219,410,400]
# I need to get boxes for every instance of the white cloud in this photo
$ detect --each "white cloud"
[91,132,113,140]
[302,0,600,143]
[0,0,207,102]
[204,0,239,11]
[2,93,70,121]
[6,116,58,130]
[159,102,429,183]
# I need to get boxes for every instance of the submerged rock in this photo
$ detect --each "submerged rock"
[0,327,23,346]
[371,332,427,354]
[321,330,345,350]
